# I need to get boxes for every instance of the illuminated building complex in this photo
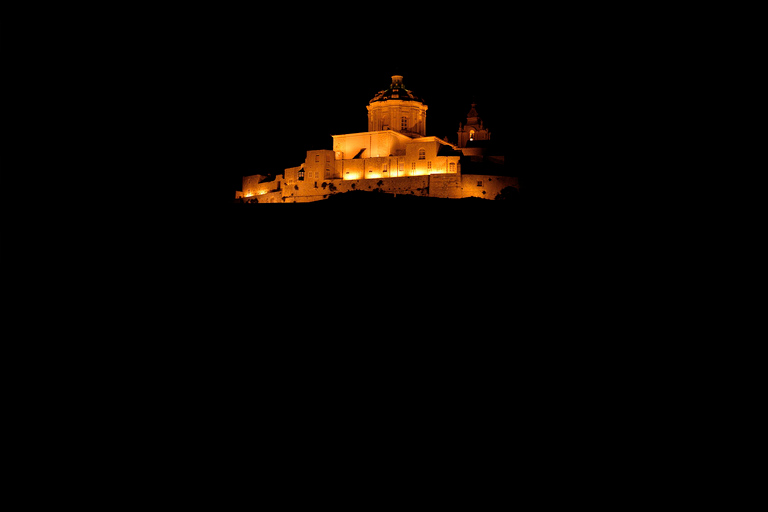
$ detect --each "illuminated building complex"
[238,75,517,202]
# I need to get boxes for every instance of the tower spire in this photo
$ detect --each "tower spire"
[457,101,490,148]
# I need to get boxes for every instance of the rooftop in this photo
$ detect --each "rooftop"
[369,75,424,104]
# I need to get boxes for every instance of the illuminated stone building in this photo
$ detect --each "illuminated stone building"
[457,103,490,149]
[367,75,427,137]
[239,75,516,203]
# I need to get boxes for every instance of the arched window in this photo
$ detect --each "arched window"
[469,130,475,141]
[418,149,426,160]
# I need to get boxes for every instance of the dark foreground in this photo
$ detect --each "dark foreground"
[231,189,521,217]
[226,190,523,272]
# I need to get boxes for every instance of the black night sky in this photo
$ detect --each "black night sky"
[151,9,530,202]
[213,48,512,198]
[221,63,510,196]
[143,6,591,205]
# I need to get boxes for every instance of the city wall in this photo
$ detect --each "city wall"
[285,175,430,203]
[242,174,281,199]
[241,173,518,203]
[460,175,518,199]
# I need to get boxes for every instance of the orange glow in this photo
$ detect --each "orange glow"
[235,73,512,203]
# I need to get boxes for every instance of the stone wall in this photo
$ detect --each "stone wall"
[304,150,338,180]
[429,174,462,198]
[460,175,518,200]
[283,175,431,203]
[242,169,518,203]
[242,174,282,199]
[242,173,519,203]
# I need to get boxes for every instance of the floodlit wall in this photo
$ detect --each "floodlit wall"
[242,174,281,199]
[460,175,519,199]
[246,190,282,203]
[242,170,517,203]
[333,131,409,160]
[430,174,462,198]
[330,136,460,180]
[283,175,431,203]
[241,139,514,203]
[283,165,303,184]
[338,175,429,196]
[367,100,427,136]
[304,150,339,180]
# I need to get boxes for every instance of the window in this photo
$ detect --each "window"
[427,161,432,170]
[418,149,426,160]
[477,180,483,187]
[401,117,408,130]
[399,162,404,172]
[298,169,305,181]
[450,162,456,173]
[383,164,387,172]
[470,130,475,141]
[411,162,416,170]
[315,154,320,162]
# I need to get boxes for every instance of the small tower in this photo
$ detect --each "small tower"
[457,103,491,148]
[367,75,428,136]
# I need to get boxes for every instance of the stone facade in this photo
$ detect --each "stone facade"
[367,75,427,137]
[239,75,516,203]
[241,168,517,204]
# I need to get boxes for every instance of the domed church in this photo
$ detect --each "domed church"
[238,75,516,203]
[367,75,428,137]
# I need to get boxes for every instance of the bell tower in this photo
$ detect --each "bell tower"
[367,75,428,137]
[457,103,491,148]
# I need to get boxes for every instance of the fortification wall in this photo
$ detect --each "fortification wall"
[252,191,283,203]
[242,174,282,200]
[242,171,518,203]
[461,175,518,200]
[284,175,430,202]
[429,174,462,198]
[335,176,430,196]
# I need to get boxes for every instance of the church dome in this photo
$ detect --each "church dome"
[370,75,423,103]
[367,75,428,135]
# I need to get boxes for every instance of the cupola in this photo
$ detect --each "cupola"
[367,75,428,136]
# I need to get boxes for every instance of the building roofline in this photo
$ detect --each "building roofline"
[332,130,415,139]
[409,136,461,150]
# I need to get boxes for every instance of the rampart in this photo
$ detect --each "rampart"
[285,175,430,203]
[241,171,517,203]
